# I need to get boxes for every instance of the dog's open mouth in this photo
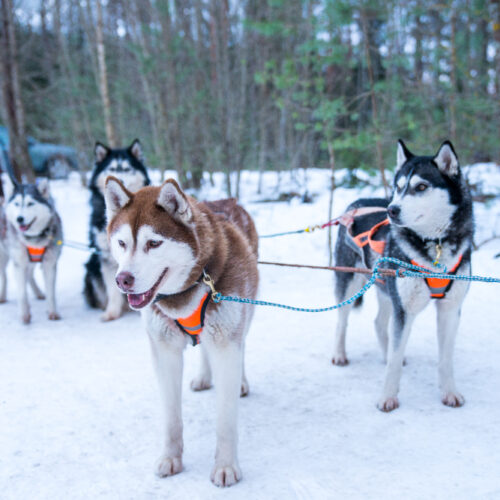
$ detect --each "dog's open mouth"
[19,218,36,232]
[126,268,168,309]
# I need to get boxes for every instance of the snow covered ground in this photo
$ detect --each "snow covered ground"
[1,167,500,500]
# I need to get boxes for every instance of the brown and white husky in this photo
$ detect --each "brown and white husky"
[104,176,259,487]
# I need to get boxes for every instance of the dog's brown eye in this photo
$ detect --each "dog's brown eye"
[147,240,162,250]
[416,183,428,192]
[118,240,126,248]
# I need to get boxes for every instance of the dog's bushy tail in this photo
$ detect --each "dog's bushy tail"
[84,253,106,309]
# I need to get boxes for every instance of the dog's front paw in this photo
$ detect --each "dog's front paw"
[101,310,121,322]
[48,312,61,321]
[36,292,46,300]
[442,391,465,408]
[22,312,31,324]
[211,463,241,487]
[0,297,6,304]
[155,456,183,478]
[332,354,349,366]
[377,396,399,412]
[190,376,212,392]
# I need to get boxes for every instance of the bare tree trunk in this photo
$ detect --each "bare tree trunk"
[327,141,336,266]
[450,8,458,144]
[0,0,35,182]
[55,0,93,143]
[158,1,185,184]
[360,8,388,195]
[95,0,117,147]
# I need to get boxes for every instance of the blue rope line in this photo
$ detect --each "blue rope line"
[62,240,101,255]
[260,229,307,238]
[212,257,500,311]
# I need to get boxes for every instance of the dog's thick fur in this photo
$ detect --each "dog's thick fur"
[333,141,473,412]
[83,140,150,321]
[5,179,63,323]
[104,177,258,487]
[0,196,8,303]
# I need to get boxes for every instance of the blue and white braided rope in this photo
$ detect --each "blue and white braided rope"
[212,257,500,311]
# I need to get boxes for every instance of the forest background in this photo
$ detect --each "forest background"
[1,0,499,196]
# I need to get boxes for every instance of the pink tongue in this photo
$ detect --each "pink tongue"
[127,289,153,308]
[127,293,147,307]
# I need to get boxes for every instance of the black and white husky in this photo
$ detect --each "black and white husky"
[83,140,150,321]
[333,141,473,412]
[5,179,63,323]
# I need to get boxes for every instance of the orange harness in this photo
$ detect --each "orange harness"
[26,246,47,263]
[342,211,463,300]
[351,218,390,255]
[411,255,463,299]
[175,292,211,346]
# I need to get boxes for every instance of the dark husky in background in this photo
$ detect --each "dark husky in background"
[333,140,473,412]
[83,139,150,321]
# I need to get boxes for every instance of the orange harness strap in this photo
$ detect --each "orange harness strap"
[351,218,390,255]
[411,255,464,299]
[175,292,211,346]
[26,246,47,263]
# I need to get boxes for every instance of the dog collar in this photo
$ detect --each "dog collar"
[153,272,204,303]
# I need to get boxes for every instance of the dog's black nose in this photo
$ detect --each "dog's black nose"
[17,216,24,224]
[116,272,135,291]
[387,205,401,219]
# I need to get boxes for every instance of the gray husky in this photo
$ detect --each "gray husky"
[5,178,63,323]
[333,141,473,412]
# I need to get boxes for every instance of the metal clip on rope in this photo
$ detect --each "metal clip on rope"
[202,271,220,302]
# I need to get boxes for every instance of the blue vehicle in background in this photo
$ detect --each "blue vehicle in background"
[0,125,79,179]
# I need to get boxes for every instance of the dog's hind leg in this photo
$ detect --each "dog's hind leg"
[0,258,7,303]
[190,343,212,392]
[204,337,243,487]
[436,302,464,408]
[377,310,416,412]
[332,272,364,366]
[375,288,392,362]
[13,263,30,324]
[42,259,60,320]
[240,339,249,397]
[29,267,45,300]
[149,333,184,478]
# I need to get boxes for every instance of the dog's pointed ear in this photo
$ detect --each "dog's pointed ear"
[434,141,459,176]
[157,179,192,224]
[396,139,413,170]
[104,176,133,222]
[128,139,143,161]
[36,178,51,200]
[95,142,110,163]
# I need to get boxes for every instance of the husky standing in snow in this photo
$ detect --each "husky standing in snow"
[5,178,63,323]
[83,140,150,321]
[333,141,473,412]
[104,177,258,487]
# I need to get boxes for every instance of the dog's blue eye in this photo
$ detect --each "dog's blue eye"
[27,202,34,207]
[118,240,126,249]
[147,240,162,250]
